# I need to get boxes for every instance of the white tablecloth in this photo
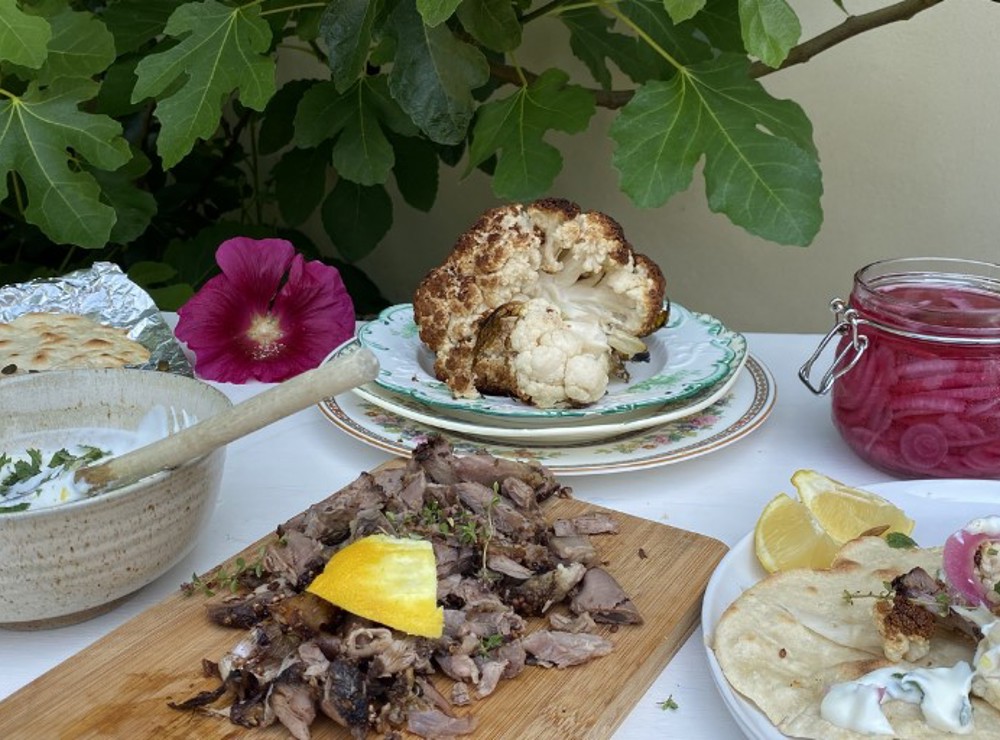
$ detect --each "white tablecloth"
[0,332,901,737]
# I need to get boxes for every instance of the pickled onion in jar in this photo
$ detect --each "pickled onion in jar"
[830,262,1000,479]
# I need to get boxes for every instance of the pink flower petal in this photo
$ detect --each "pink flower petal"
[176,237,356,383]
[217,237,296,305]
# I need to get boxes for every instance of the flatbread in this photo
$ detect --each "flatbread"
[0,312,150,374]
[712,537,1000,738]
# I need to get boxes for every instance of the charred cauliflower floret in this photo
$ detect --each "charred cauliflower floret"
[474,298,613,408]
[413,198,667,408]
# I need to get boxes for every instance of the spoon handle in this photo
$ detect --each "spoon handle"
[76,347,379,492]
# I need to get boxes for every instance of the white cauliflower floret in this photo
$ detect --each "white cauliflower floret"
[413,198,667,407]
[483,299,610,407]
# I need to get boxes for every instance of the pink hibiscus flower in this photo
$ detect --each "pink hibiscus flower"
[176,237,355,383]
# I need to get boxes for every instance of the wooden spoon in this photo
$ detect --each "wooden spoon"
[75,346,379,494]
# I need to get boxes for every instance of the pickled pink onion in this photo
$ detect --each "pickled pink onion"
[943,523,998,605]
[890,395,966,415]
[966,445,1000,472]
[899,423,949,471]
[896,358,989,379]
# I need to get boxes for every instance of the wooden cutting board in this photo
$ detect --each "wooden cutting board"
[0,484,727,739]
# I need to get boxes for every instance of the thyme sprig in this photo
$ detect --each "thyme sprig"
[182,546,268,597]
[657,695,679,711]
[842,580,894,605]
[477,633,505,656]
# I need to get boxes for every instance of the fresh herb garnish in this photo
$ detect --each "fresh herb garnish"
[657,695,679,711]
[476,489,501,582]
[181,546,269,597]
[885,532,918,549]
[1,448,43,487]
[842,583,894,605]
[48,445,106,469]
[0,445,112,507]
[478,633,505,656]
[182,572,215,597]
[0,502,31,514]
[935,591,954,616]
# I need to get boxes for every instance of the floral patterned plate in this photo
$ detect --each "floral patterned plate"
[343,344,748,444]
[317,353,775,476]
[356,303,746,421]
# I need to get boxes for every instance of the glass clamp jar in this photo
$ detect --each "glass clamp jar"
[800,257,1000,479]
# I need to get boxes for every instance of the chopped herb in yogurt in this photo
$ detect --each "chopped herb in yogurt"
[1,409,193,513]
[0,444,112,513]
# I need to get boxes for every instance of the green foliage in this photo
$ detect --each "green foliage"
[468,68,595,199]
[0,79,131,247]
[0,0,51,69]
[739,0,800,69]
[131,0,276,168]
[610,54,820,245]
[1,0,857,310]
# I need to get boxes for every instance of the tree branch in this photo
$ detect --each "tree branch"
[749,0,946,78]
[520,0,571,24]
[489,0,947,108]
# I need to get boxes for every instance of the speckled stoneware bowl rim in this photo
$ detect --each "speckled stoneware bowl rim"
[1,467,175,520]
[0,369,232,521]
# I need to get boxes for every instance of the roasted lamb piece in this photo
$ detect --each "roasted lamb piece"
[875,566,988,662]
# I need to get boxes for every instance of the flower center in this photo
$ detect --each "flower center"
[246,312,286,360]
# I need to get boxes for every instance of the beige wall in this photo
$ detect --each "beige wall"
[346,1,1000,333]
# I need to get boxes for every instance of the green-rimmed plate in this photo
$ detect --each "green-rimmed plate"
[335,340,747,444]
[357,302,746,421]
[317,353,775,476]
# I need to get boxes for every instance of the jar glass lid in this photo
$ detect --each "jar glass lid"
[853,257,1000,336]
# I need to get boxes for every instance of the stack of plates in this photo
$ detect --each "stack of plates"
[319,304,775,475]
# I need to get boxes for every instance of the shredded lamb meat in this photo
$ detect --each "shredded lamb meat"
[171,436,641,738]
[874,566,986,663]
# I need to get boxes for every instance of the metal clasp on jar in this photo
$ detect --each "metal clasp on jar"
[798,298,869,395]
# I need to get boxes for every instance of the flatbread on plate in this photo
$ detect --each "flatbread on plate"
[712,537,1000,738]
[0,312,150,374]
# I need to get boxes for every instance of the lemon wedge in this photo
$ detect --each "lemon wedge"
[791,469,915,545]
[754,492,841,573]
[306,534,443,638]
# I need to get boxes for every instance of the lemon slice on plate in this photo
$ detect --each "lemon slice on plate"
[754,492,841,573]
[792,469,915,544]
[306,534,444,638]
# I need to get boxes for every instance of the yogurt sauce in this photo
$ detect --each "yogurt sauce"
[821,662,974,735]
[0,406,196,512]
[963,517,1000,536]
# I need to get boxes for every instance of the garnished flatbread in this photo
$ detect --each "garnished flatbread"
[0,312,150,374]
[712,538,1000,738]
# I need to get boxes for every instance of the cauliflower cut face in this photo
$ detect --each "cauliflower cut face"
[473,298,611,408]
[413,198,667,406]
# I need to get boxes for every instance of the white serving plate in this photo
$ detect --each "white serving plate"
[702,479,1000,739]
[339,344,748,445]
[357,302,746,421]
[317,351,775,476]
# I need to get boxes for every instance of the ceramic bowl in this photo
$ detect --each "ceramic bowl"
[0,369,232,628]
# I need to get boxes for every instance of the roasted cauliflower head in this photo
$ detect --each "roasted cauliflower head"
[412,198,667,408]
